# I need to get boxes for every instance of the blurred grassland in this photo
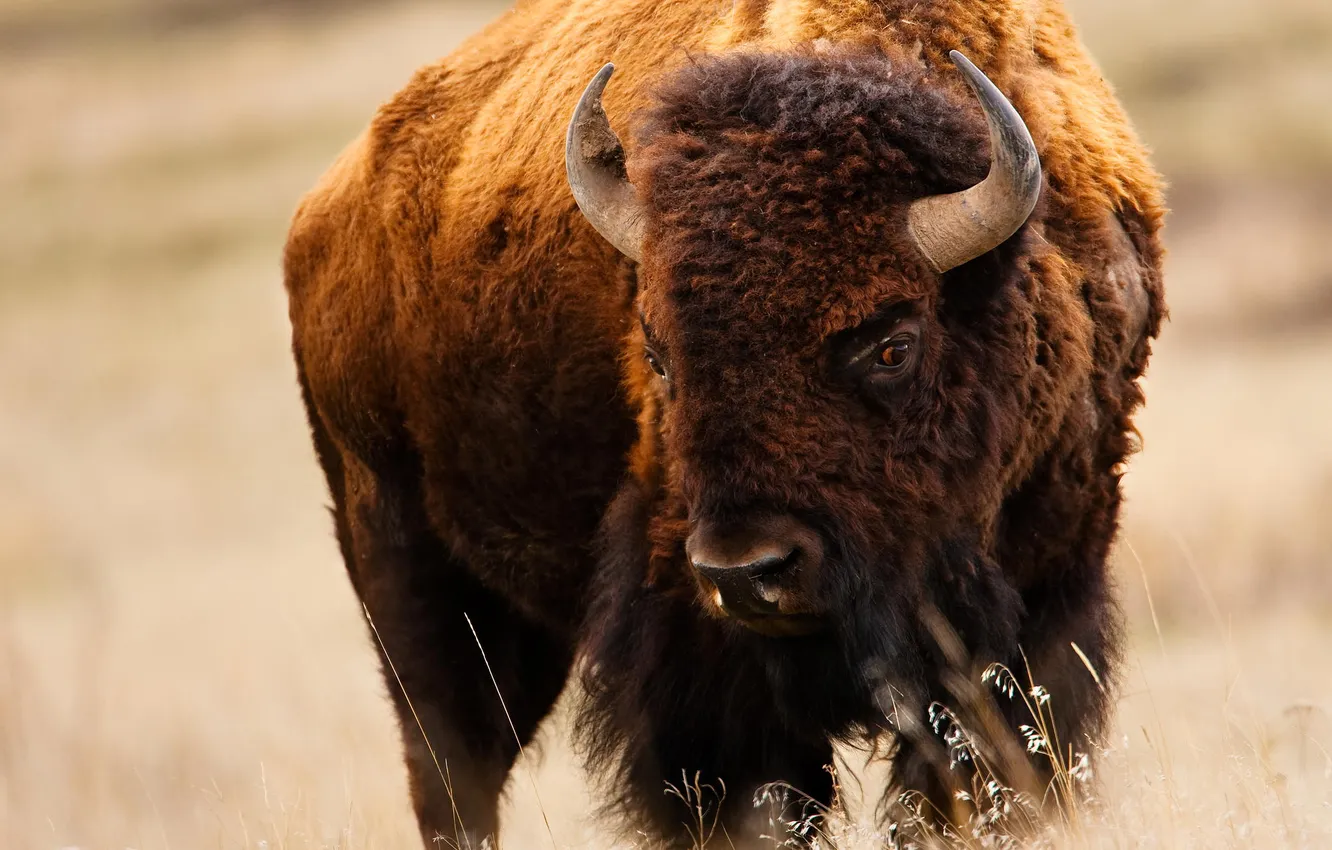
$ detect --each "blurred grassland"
[1,1,1331,848]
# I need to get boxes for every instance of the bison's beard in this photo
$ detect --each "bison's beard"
[573,477,1026,830]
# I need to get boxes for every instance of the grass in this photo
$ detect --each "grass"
[0,0,1329,847]
[6,585,1330,848]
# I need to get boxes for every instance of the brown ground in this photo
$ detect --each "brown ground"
[2,1,1331,847]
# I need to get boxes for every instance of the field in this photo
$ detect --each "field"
[2,0,1331,847]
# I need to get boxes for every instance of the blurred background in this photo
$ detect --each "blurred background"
[2,0,1330,847]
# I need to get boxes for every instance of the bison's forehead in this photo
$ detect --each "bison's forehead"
[630,48,993,339]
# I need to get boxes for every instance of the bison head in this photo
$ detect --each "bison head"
[566,49,1099,726]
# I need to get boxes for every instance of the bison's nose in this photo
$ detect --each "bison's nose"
[685,515,822,617]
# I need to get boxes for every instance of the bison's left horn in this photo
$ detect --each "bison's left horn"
[907,51,1043,273]
[566,63,645,262]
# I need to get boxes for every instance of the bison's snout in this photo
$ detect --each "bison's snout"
[685,514,825,635]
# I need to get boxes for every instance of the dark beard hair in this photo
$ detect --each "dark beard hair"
[571,476,1028,835]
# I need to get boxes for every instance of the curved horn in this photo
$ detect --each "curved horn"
[907,51,1042,273]
[566,63,645,261]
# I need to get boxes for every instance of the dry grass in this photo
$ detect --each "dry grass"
[1,1,1330,847]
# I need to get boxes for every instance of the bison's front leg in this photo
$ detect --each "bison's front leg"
[332,450,573,849]
[623,716,836,848]
[884,553,1119,835]
[1005,562,1121,793]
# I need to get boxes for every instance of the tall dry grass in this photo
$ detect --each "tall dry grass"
[1,0,1330,847]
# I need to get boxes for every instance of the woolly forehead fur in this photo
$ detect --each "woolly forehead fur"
[629,48,994,347]
[618,46,1099,539]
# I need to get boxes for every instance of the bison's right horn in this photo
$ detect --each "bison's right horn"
[566,63,645,262]
[907,51,1043,273]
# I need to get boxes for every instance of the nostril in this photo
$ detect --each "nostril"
[685,516,823,619]
[690,546,798,588]
[742,548,797,579]
[692,544,799,613]
[688,545,795,574]
[685,516,819,587]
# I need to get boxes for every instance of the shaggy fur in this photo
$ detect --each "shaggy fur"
[283,1,1165,847]
[579,49,1139,839]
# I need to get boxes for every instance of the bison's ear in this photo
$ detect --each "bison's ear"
[1104,212,1153,358]
[566,64,646,262]
[907,51,1042,274]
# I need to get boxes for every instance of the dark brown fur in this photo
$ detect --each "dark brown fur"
[284,4,1165,847]
[577,49,1154,840]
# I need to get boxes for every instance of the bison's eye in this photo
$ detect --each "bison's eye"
[879,336,913,371]
[644,347,669,381]
[873,332,918,377]
[831,313,923,396]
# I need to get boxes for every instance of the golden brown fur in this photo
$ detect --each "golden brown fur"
[284,1,1165,846]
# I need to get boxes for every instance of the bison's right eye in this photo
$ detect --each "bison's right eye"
[879,336,913,371]
[644,347,669,381]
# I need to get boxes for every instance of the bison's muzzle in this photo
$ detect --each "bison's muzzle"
[685,513,826,636]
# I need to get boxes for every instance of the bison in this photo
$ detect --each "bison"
[283,0,1165,846]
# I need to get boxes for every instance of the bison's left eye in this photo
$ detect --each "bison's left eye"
[832,315,924,391]
[879,336,913,371]
[871,331,919,378]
